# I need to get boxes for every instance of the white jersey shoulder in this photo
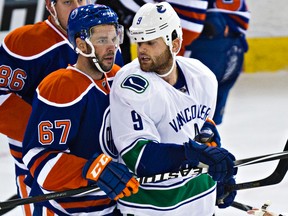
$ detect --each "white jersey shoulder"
[113,56,217,102]
[111,56,217,147]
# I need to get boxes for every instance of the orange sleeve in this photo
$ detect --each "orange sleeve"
[178,29,201,56]
[0,93,32,141]
[43,153,89,191]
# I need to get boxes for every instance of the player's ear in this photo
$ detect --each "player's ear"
[45,0,55,16]
[76,38,87,52]
[172,37,181,54]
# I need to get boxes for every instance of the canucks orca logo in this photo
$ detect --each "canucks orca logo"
[121,74,149,93]
[157,5,166,13]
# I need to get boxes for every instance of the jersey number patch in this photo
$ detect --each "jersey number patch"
[0,65,27,91]
[38,120,71,145]
[131,110,143,131]
[216,0,242,11]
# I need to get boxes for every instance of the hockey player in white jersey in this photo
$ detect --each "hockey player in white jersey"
[110,2,237,216]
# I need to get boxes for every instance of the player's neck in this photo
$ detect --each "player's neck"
[75,57,104,80]
[49,16,67,36]
[162,66,178,86]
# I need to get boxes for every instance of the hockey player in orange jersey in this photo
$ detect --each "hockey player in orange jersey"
[22,4,139,215]
[0,0,123,215]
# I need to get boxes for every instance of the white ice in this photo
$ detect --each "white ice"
[1,71,288,215]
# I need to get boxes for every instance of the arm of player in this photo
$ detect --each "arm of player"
[0,93,32,141]
[122,139,186,177]
[171,0,208,56]
[23,147,90,191]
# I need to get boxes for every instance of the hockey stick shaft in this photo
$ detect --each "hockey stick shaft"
[231,201,253,211]
[0,194,18,215]
[234,150,288,167]
[0,186,100,211]
[231,201,286,216]
[226,139,288,192]
[1,142,288,210]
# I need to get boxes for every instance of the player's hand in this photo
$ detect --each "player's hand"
[194,118,221,147]
[247,201,278,216]
[184,139,237,181]
[247,210,277,216]
[82,153,139,200]
[247,209,277,216]
[216,177,237,208]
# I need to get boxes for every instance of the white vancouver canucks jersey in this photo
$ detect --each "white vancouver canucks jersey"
[110,56,218,216]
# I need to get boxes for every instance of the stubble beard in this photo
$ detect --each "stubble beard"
[91,52,114,72]
[140,48,173,75]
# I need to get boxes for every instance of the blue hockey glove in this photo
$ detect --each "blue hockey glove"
[184,139,237,182]
[194,118,221,147]
[216,177,237,208]
[83,153,139,200]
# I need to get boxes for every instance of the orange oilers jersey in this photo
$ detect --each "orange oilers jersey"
[207,0,250,34]
[167,0,209,55]
[170,0,250,55]
[22,65,120,215]
[116,0,249,55]
[0,16,78,142]
[117,0,209,56]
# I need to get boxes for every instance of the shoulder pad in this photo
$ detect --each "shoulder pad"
[38,68,92,104]
[4,21,66,57]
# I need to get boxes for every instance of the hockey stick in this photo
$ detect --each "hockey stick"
[226,139,288,192]
[225,139,288,212]
[1,140,287,211]
[234,150,288,167]
[231,201,285,216]
[0,194,18,215]
[0,185,101,212]
[231,201,253,211]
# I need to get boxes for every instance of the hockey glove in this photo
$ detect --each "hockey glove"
[194,118,221,147]
[184,139,237,182]
[216,177,237,208]
[82,153,139,200]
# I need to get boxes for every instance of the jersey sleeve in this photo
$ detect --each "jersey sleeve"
[168,0,209,56]
[0,43,32,141]
[207,0,250,35]
[0,93,32,141]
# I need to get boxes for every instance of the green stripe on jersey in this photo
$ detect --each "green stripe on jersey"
[120,174,216,207]
[122,139,150,172]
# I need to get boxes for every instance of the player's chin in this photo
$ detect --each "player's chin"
[102,59,114,68]
[140,64,153,72]
[139,61,152,72]
[101,63,113,72]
